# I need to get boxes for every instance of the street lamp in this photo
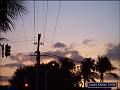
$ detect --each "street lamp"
[52,63,55,66]
[24,83,29,88]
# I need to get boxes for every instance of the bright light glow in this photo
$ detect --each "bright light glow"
[52,63,55,66]
[24,83,29,87]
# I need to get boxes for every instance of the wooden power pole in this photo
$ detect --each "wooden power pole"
[36,34,41,65]
[36,34,41,90]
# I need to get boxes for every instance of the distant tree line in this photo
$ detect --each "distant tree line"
[9,56,118,90]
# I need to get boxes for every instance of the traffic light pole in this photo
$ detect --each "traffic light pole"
[0,44,4,58]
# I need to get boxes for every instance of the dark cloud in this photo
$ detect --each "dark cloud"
[9,53,36,63]
[0,63,25,68]
[105,44,120,60]
[107,43,115,49]
[46,50,67,57]
[53,42,66,48]
[44,50,83,63]
[0,76,11,82]
[70,51,83,61]
[83,39,92,45]
[8,43,83,65]
[9,55,21,62]
[82,39,94,47]
[52,42,83,62]
[64,44,74,51]
[0,52,36,68]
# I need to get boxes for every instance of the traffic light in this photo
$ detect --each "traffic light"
[5,44,11,57]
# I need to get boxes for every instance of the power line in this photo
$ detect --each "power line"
[33,0,37,50]
[34,0,36,35]
[20,15,29,52]
[29,2,35,39]
[51,1,61,42]
[1,38,54,45]
[43,0,48,43]
[42,1,45,40]
[3,39,33,43]
[42,1,49,52]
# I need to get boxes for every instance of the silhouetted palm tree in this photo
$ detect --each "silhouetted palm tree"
[96,56,118,82]
[71,68,83,88]
[80,58,98,88]
[59,58,79,88]
[0,0,26,32]
[60,58,75,71]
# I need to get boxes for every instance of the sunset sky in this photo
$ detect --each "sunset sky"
[0,1,120,86]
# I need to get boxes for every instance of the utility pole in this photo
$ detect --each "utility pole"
[36,34,41,90]
[30,34,43,90]
[0,32,2,86]
[36,34,41,65]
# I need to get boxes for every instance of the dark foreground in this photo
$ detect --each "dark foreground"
[1,86,120,90]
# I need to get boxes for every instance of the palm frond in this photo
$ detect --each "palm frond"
[0,10,15,31]
[90,78,96,82]
[106,73,119,79]
[0,0,27,32]
[91,72,99,79]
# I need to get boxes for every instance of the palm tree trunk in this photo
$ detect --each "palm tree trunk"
[84,79,86,88]
[100,73,104,82]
